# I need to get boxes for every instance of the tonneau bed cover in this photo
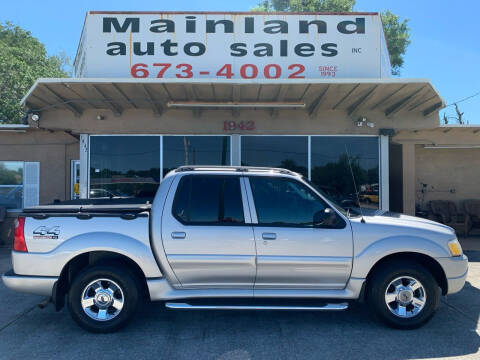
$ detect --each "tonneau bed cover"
[22,198,152,215]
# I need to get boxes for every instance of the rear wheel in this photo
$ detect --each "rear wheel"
[366,261,440,329]
[68,265,140,333]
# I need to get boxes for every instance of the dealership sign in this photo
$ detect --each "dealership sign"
[74,12,391,79]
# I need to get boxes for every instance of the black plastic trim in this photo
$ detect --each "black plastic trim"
[22,212,149,220]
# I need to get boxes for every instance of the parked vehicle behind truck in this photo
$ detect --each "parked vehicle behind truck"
[2,166,468,333]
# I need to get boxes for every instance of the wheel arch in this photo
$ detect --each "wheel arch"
[53,251,149,311]
[364,252,448,297]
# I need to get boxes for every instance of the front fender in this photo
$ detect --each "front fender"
[12,232,162,278]
[351,235,450,279]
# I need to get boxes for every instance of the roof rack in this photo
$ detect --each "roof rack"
[174,165,299,176]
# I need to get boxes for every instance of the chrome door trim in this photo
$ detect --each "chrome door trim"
[243,177,258,224]
[239,177,252,224]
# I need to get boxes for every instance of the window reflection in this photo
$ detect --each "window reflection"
[250,176,328,227]
[241,136,308,177]
[0,162,23,210]
[311,137,379,209]
[163,136,230,176]
[89,136,160,199]
[87,135,379,209]
[173,175,244,225]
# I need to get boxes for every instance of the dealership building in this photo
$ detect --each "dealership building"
[1,11,479,244]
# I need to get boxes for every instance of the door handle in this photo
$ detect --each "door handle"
[262,232,277,240]
[171,232,186,239]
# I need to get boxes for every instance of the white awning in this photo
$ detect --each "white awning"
[21,78,445,118]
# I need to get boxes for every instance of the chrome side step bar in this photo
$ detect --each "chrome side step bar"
[165,302,348,311]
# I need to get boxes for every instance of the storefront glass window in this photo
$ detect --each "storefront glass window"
[89,136,160,199]
[87,135,379,208]
[241,136,308,177]
[0,161,23,210]
[311,136,379,209]
[163,136,231,176]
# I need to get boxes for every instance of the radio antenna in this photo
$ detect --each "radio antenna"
[344,145,366,223]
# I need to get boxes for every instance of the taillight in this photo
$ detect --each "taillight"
[13,217,27,252]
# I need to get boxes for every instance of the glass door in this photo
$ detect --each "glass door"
[71,160,80,200]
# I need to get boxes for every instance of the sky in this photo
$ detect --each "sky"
[1,0,479,124]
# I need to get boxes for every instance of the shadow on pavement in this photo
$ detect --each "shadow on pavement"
[0,250,478,360]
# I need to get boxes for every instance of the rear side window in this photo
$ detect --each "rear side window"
[172,175,244,225]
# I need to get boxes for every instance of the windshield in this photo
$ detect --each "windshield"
[301,177,360,218]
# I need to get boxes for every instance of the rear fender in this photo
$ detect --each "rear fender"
[13,232,162,278]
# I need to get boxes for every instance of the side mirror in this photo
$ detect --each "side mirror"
[313,208,337,226]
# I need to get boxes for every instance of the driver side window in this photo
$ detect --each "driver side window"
[249,176,345,228]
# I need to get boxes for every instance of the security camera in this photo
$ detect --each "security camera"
[355,116,367,127]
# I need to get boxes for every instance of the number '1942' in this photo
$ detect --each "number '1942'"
[224,121,255,131]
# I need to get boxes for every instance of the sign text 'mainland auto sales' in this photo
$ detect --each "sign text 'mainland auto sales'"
[76,13,387,78]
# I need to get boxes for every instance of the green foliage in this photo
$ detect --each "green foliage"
[252,0,355,12]
[0,162,22,185]
[0,22,69,124]
[252,0,411,75]
[380,10,411,75]
[311,153,378,196]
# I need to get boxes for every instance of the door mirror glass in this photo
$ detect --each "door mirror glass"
[313,208,339,227]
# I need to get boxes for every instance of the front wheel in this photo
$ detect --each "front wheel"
[366,261,440,329]
[68,265,140,333]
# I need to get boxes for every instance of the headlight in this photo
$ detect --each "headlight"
[448,238,463,257]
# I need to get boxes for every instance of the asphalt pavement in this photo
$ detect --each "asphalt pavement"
[0,248,479,360]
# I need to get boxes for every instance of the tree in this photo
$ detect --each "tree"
[253,0,355,12]
[0,22,69,124]
[442,104,468,125]
[380,10,410,75]
[454,103,465,125]
[252,0,411,75]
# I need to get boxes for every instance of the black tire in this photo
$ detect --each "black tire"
[366,261,440,329]
[68,265,140,333]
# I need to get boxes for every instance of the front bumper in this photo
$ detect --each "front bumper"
[2,270,57,297]
[436,254,469,295]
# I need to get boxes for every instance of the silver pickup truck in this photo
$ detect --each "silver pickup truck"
[2,166,468,333]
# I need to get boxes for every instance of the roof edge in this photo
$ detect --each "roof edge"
[88,11,379,16]
[21,77,442,106]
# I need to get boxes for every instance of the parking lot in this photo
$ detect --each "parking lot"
[0,248,479,360]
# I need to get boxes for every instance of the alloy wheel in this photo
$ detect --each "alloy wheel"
[81,278,125,321]
[384,276,426,318]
